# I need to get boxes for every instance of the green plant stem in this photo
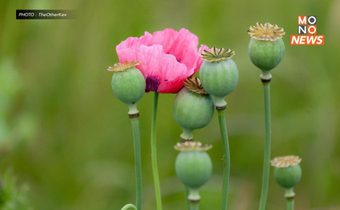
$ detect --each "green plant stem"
[217,108,230,210]
[130,117,143,210]
[258,82,272,210]
[286,198,294,210]
[285,188,295,210]
[188,189,200,210]
[189,202,199,210]
[151,92,163,210]
[121,204,137,210]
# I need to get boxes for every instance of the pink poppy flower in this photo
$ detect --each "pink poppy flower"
[116,28,204,93]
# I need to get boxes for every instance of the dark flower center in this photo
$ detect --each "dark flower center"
[145,76,160,92]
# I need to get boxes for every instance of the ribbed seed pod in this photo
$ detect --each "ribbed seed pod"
[248,22,285,72]
[173,77,214,140]
[175,141,212,189]
[108,61,145,105]
[199,48,238,108]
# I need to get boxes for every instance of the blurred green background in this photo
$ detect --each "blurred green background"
[0,0,340,209]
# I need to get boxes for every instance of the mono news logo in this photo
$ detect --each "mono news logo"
[290,16,325,46]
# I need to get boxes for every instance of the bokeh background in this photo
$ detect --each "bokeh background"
[0,0,340,209]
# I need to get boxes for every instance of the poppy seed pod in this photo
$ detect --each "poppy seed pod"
[175,141,212,190]
[271,156,302,189]
[248,23,285,72]
[173,78,214,140]
[108,62,146,106]
[199,48,238,108]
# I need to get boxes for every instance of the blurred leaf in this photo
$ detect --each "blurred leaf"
[0,170,33,210]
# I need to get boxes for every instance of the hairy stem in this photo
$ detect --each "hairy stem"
[151,92,163,210]
[217,108,231,210]
[258,81,272,210]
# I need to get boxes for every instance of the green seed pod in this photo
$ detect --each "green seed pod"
[175,141,212,189]
[200,48,238,108]
[108,62,145,105]
[248,38,285,71]
[173,77,214,140]
[200,48,238,97]
[271,156,302,189]
[248,23,285,72]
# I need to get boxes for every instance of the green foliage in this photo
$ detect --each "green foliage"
[0,59,21,142]
[0,171,32,210]
[0,59,38,149]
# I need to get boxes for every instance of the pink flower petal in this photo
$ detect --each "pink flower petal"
[196,44,209,67]
[117,44,188,92]
[115,28,204,93]
[162,28,201,75]
[151,29,178,53]
[116,32,153,51]
[199,44,210,54]
[119,28,201,74]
